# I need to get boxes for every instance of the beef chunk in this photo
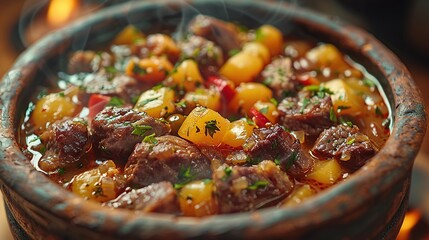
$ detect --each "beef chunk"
[68,51,113,74]
[125,135,212,188]
[188,15,241,54]
[243,124,313,177]
[261,57,299,99]
[82,71,142,103]
[278,90,333,137]
[312,125,376,170]
[179,35,224,69]
[39,118,90,169]
[92,107,170,161]
[105,181,179,213]
[213,161,294,213]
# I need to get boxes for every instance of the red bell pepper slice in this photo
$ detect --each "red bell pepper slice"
[206,75,236,102]
[250,107,271,128]
[88,94,111,121]
[296,74,320,86]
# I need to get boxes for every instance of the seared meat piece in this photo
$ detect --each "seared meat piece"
[243,124,313,177]
[261,57,299,99]
[188,15,241,54]
[82,71,142,103]
[213,161,294,213]
[312,125,376,170]
[68,51,113,74]
[125,135,212,188]
[39,118,90,167]
[105,181,179,213]
[92,107,170,161]
[179,35,224,69]
[278,90,333,137]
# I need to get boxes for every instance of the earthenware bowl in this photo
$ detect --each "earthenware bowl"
[0,0,426,239]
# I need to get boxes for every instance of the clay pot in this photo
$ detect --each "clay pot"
[0,1,426,239]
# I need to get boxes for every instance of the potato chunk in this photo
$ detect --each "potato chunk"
[222,119,255,148]
[324,79,365,116]
[71,160,120,202]
[179,180,217,217]
[178,107,230,146]
[134,87,176,118]
[220,52,263,85]
[229,83,272,115]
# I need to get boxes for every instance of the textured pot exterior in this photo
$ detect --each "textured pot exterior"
[0,1,426,239]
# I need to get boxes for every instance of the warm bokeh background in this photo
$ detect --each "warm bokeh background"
[0,0,428,239]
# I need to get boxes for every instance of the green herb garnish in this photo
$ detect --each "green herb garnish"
[228,49,240,57]
[143,133,158,144]
[329,107,338,122]
[270,98,278,107]
[107,97,124,107]
[132,63,147,75]
[174,167,195,189]
[347,138,355,145]
[137,96,159,107]
[375,106,383,116]
[248,180,269,190]
[300,98,311,114]
[285,151,298,170]
[363,79,375,88]
[204,120,220,138]
[259,106,269,114]
[131,124,152,136]
[105,66,118,74]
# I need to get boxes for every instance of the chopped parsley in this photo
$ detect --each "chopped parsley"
[204,120,220,138]
[58,92,65,97]
[245,117,255,126]
[329,107,338,122]
[375,106,383,116]
[274,158,280,165]
[304,85,333,98]
[339,117,353,127]
[174,166,195,189]
[337,105,351,111]
[107,96,124,107]
[105,66,118,74]
[57,167,66,176]
[259,106,269,114]
[131,124,152,136]
[223,167,233,180]
[363,79,375,88]
[270,98,278,107]
[137,96,159,107]
[255,28,265,41]
[300,98,311,114]
[346,138,355,145]
[228,49,240,57]
[248,180,269,190]
[132,63,147,75]
[284,151,298,170]
[175,100,187,109]
[143,133,158,144]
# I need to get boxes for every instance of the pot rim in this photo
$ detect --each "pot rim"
[0,0,426,238]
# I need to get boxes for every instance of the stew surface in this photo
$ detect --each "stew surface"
[20,15,390,216]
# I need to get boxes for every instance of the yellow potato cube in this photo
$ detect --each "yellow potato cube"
[253,101,278,123]
[168,59,204,92]
[324,79,365,116]
[112,25,145,45]
[31,92,77,132]
[125,56,173,83]
[183,88,221,112]
[178,107,230,146]
[242,42,271,65]
[71,160,119,202]
[307,160,342,185]
[179,180,217,217]
[220,52,263,85]
[282,184,315,206]
[222,119,255,148]
[229,83,273,115]
[255,25,283,56]
[134,87,176,118]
